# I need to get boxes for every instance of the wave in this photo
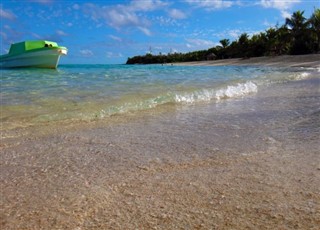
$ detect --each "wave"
[291,72,311,81]
[215,81,258,100]
[174,81,258,104]
[99,81,258,117]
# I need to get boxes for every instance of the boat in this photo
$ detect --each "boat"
[0,40,67,69]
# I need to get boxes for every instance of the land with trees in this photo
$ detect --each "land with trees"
[126,9,320,64]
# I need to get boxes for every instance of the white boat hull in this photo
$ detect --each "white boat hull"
[0,48,67,69]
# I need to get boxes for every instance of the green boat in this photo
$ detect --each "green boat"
[0,40,67,69]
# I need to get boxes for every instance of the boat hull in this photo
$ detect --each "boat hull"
[0,48,67,69]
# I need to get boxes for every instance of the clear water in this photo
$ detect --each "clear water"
[0,64,318,130]
[1,64,319,229]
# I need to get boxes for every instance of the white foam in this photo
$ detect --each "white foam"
[215,81,258,101]
[174,81,258,104]
[174,90,214,104]
[292,72,311,81]
[289,72,311,81]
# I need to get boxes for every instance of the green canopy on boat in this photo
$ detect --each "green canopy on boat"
[8,41,59,55]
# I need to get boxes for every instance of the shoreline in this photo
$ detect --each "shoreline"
[172,54,320,68]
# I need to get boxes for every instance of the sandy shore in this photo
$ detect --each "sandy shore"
[173,54,320,67]
[1,65,320,229]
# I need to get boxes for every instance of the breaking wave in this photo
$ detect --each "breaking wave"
[174,81,258,103]
[90,81,260,119]
[215,81,258,100]
[291,72,311,81]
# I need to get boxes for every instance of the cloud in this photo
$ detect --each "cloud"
[83,0,167,34]
[107,8,142,28]
[226,29,242,38]
[128,0,168,11]
[1,25,24,51]
[260,0,301,18]
[0,7,17,20]
[80,49,94,57]
[138,27,152,36]
[215,28,262,40]
[168,9,187,19]
[56,30,68,36]
[260,0,300,10]
[106,52,123,58]
[186,0,234,10]
[156,16,182,27]
[32,30,68,42]
[109,35,123,42]
[281,10,292,19]
[185,38,216,49]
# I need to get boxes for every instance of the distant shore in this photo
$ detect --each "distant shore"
[173,54,320,68]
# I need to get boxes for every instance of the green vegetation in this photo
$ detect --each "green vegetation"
[126,9,320,64]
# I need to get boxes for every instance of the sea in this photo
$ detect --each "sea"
[1,64,319,132]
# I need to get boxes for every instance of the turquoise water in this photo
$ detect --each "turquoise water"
[0,64,317,130]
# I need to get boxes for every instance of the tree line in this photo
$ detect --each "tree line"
[126,9,320,64]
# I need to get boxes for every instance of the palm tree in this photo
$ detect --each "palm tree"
[238,33,250,58]
[275,26,290,55]
[238,33,249,45]
[309,8,320,52]
[249,33,267,57]
[285,10,311,54]
[219,39,230,48]
[285,11,307,33]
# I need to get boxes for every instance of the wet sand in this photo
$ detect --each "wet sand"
[173,54,320,68]
[1,67,320,229]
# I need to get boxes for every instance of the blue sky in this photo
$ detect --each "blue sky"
[1,0,319,64]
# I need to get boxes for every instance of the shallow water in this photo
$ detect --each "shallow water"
[1,67,319,229]
[1,64,318,131]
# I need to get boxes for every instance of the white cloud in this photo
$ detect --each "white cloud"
[138,27,152,36]
[106,52,123,58]
[260,0,300,10]
[186,0,234,10]
[281,10,292,19]
[156,16,182,27]
[83,0,167,35]
[185,38,216,48]
[128,0,168,11]
[80,49,94,57]
[32,30,68,42]
[260,0,301,18]
[56,30,68,36]
[168,9,187,19]
[226,29,242,38]
[263,19,274,27]
[107,8,141,28]
[216,29,262,40]
[0,8,16,20]
[109,35,123,42]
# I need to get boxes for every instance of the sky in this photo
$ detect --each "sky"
[1,0,319,64]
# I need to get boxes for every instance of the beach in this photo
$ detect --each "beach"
[1,55,320,229]
[173,54,320,68]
